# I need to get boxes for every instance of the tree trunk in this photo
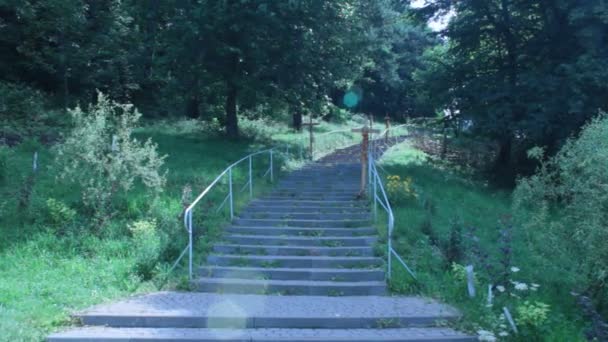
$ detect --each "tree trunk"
[494,135,512,170]
[293,109,302,131]
[186,96,200,119]
[225,80,239,138]
[441,121,448,160]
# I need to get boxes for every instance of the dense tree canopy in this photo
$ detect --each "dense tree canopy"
[1,0,607,175]
[412,0,608,174]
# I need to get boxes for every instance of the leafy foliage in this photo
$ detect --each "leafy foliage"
[55,93,166,223]
[413,0,608,174]
[128,219,162,280]
[514,112,608,312]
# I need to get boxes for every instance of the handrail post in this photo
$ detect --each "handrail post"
[373,169,378,222]
[248,155,253,198]
[388,216,393,280]
[188,210,193,280]
[368,146,373,195]
[228,167,234,220]
[269,150,274,183]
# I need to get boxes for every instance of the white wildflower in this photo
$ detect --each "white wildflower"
[496,285,506,293]
[514,282,529,291]
[477,330,497,342]
[499,331,509,337]
[510,267,520,273]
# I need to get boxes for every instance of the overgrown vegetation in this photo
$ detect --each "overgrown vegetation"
[1,1,607,341]
[514,113,608,320]
[0,92,378,339]
[378,139,590,341]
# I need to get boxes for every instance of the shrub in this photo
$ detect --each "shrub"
[386,175,418,203]
[45,198,77,228]
[0,82,45,124]
[55,92,166,225]
[514,112,608,311]
[129,219,162,280]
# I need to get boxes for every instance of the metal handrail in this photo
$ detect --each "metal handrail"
[368,129,417,281]
[175,146,288,280]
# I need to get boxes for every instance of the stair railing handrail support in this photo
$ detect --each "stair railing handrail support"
[178,146,288,281]
[369,141,417,282]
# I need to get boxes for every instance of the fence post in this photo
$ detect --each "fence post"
[368,147,373,195]
[269,150,274,183]
[388,238,392,280]
[188,211,193,280]
[249,155,253,198]
[373,170,378,221]
[228,168,234,220]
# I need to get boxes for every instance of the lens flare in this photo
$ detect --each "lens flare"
[343,91,360,108]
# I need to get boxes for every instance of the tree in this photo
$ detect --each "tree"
[356,0,437,120]
[412,0,608,177]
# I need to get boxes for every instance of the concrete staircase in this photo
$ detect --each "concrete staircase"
[48,162,475,341]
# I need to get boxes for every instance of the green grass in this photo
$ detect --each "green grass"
[0,112,388,340]
[377,141,587,341]
[0,117,307,340]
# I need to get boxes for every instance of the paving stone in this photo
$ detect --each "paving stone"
[49,327,476,341]
[73,292,462,329]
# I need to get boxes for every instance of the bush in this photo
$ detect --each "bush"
[129,219,162,280]
[0,82,45,122]
[55,92,167,225]
[45,198,77,229]
[513,112,608,312]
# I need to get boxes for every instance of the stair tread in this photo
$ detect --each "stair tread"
[214,244,373,251]
[208,254,382,261]
[49,327,475,341]
[73,292,461,319]
[200,266,383,273]
[194,277,385,286]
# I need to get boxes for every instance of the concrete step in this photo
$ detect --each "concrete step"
[49,327,477,341]
[232,218,370,228]
[275,186,362,192]
[206,255,383,268]
[213,244,374,257]
[250,199,367,207]
[269,189,358,193]
[282,175,359,180]
[238,211,371,220]
[261,195,359,201]
[224,226,377,237]
[68,292,464,329]
[222,235,377,247]
[199,266,385,281]
[245,205,368,214]
[193,278,387,296]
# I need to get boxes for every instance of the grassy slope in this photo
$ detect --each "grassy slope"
[0,116,375,341]
[378,141,586,341]
[0,122,288,341]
